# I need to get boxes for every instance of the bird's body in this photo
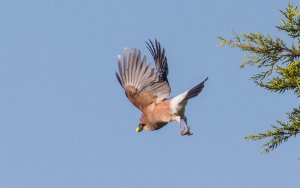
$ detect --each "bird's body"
[116,40,208,136]
[140,100,172,131]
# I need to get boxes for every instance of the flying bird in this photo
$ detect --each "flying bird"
[116,39,208,136]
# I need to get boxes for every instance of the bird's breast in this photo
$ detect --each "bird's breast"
[144,101,173,130]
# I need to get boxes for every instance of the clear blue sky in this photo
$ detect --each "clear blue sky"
[0,0,298,187]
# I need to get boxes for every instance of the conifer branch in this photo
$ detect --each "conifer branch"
[245,106,300,153]
[218,2,300,154]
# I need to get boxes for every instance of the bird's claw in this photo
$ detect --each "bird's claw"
[180,127,193,136]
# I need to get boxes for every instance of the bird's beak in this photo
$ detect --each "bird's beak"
[135,124,143,132]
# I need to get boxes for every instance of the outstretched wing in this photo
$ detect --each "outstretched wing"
[116,48,171,112]
[146,39,170,85]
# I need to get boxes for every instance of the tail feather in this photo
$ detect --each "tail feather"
[170,77,208,114]
[185,77,208,100]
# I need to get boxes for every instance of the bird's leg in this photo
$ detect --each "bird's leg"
[176,116,191,136]
[180,116,193,136]
[179,119,184,135]
[176,116,185,135]
[179,117,188,136]
[179,119,182,129]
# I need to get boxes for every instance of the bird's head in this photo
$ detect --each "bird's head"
[136,123,144,133]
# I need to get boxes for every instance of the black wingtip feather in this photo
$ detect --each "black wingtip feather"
[116,72,124,88]
[145,39,169,84]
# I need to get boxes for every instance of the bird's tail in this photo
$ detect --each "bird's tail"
[185,77,208,100]
[170,77,208,113]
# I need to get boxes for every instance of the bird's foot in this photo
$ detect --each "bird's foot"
[180,126,193,136]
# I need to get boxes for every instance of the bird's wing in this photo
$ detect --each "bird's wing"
[146,39,170,85]
[116,48,171,112]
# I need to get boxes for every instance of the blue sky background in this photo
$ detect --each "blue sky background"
[0,0,299,187]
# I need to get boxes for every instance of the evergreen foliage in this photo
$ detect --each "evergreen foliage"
[219,2,300,154]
